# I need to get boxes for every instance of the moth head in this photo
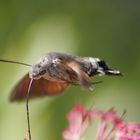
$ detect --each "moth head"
[29,56,48,79]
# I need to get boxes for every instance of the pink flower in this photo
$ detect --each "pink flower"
[116,123,140,140]
[63,103,90,140]
[96,110,122,140]
[63,103,140,140]
[24,136,27,140]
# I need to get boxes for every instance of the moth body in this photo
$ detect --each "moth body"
[0,52,122,101]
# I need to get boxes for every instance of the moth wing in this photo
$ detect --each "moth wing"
[60,60,93,89]
[10,74,69,101]
[42,80,69,96]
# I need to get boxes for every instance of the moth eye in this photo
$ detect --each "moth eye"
[38,64,41,68]
[39,70,46,75]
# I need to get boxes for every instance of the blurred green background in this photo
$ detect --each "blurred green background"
[0,1,140,140]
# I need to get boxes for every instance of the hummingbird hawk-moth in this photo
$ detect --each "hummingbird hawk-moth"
[0,52,122,101]
[0,52,122,140]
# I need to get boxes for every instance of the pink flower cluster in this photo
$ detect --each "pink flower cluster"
[24,136,27,140]
[63,103,140,140]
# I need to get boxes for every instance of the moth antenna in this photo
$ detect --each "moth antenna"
[0,59,31,67]
[26,78,33,140]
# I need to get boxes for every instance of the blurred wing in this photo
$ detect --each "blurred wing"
[10,74,69,102]
[42,80,69,95]
[60,60,93,89]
